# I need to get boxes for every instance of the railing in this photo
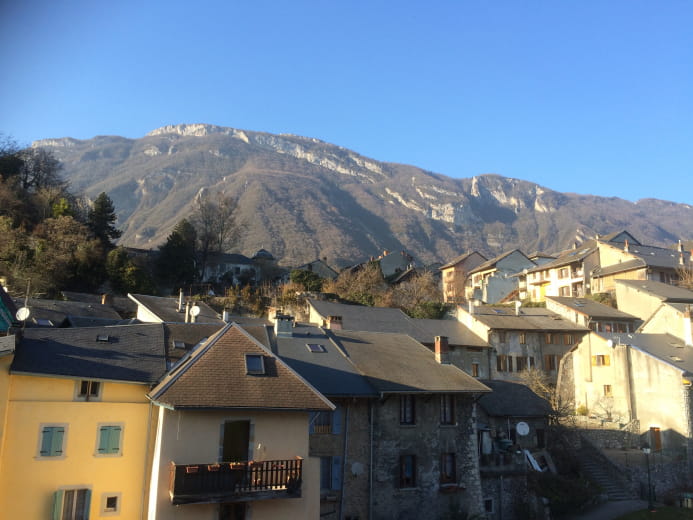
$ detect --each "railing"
[169,458,303,505]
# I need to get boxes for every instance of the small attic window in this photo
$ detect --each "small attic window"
[670,356,684,362]
[172,340,186,350]
[96,334,110,343]
[306,343,327,353]
[35,318,54,327]
[245,354,265,375]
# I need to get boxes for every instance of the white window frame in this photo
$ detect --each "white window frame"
[101,491,122,516]
[75,379,102,401]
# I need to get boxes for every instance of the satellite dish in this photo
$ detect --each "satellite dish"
[189,305,201,317]
[516,421,530,436]
[606,339,614,348]
[16,307,31,321]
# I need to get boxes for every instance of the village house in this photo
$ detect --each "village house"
[465,250,536,304]
[146,323,333,520]
[614,279,693,329]
[129,291,225,325]
[264,316,491,520]
[545,296,642,334]
[439,251,487,304]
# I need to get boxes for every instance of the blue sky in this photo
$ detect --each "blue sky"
[1,1,691,204]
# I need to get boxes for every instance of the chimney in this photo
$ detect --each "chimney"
[178,289,184,312]
[515,300,522,316]
[435,335,450,364]
[184,300,190,323]
[327,315,343,330]
[468,299,476,315]
[223,309,231,323]
[274,314,295,338]
[101,293,112,306]
[679,240,685,266]
[624,239,629,252]
[684,306,693,347]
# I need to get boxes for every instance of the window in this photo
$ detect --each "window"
[497,331,507,343]
[484,498,494,514]
[440,395,455,425]
[519,332,526,344]
[558,267,569,279]
[545,333,553,344]
[399,454,417,488]
[310,407,342,434]
[76,380,101,401]
[603,385,612,397]
[544,354,557,371]
[97,425,122,456]
[400,395,415,425]
[496,354,508,373]
[306,343,327,353]
[440,452,456,484]
[52,488,90,520]
[245,354,265,375]
[101,492,121,515]
[516,356,527,371]
[320,456,342,491]
[172,340,185,350]
[563,334,574,345]
[39,425,66,458]
[559,286,571,296]
[591,354,611,366]
[528,356,535,368]
[471,362,480,377]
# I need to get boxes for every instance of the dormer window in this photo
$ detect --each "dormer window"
[76,380,101,401]
[245,354,265,375]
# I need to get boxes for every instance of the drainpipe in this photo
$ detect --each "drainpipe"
[338,403,349,520]
[369,400,374,520]
[140,401,154,520]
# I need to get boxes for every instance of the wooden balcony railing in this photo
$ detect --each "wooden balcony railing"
[169,458,303,505]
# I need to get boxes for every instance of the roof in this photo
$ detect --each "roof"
[206,252,254,265]
[272,323,378,397]
[478,380,552,417]
[162,322,226,362]
[308,299,488,346]
[600,332,693,375]
[615,279,693,303]
[466,306,590,332]
[61,291,137,316]
[0,285,18,329]
[128,293,224,324]
[11,297,123,327]
[468,249,532,276]
[611,242,691,270]
[525,241,598,273]
[0,335,15,356]
[11,324,168,383]
[148,324,333,411]
[546,297,639,320]
[328,329,491,395]
[440,251,487,270]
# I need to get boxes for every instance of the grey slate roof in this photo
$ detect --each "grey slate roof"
[128,293,224,324]
[12,297,123,327]
[162,322,226,363]
[0,335,15,356]
[469,306,590,332]
[410,318,488,347]
[478,380,552,417]
[439,251,487,270]
[328,330,490,395]
[525,241,597,273]
[614,279,693,303]
[600,332,693,375]
[11,324,168,383]
[546,297,639,320]
[468,249,532,275]
[273,323,377,397]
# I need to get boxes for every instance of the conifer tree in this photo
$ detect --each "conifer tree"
[88,192,122,249]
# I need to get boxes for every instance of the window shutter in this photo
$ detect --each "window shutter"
[41,428,54,456]
[98,427,109,453]
[52,490,64,520]
[52,427,65,455]
[604,355,611,366]
[309,412,317,434]
[332,407,342,434]
[109,426,121,454]
[82,489,92,520]
[331,456,342,490]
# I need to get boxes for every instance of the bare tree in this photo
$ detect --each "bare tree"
[191,192,240,279]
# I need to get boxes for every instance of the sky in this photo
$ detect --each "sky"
[1,1,691,204]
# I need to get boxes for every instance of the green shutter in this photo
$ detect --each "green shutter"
[41,427,65,456]
[99,426,121,454]
[81,489,91,520]
[52,490,64,520]
[40,427,53,456]
[52,427,64,455]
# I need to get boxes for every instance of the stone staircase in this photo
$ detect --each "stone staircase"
[578,448,632,501]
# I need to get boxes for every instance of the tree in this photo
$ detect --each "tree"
[191,192,239,279]
[390,270,445,318]
[88,192,122,249]
[323,262,388,306]
[156,219,198,290]
[106,247,155,295]
[290,269,324,292]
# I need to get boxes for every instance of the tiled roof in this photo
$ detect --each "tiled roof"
[11,324,168,383]
[600,332,693,374]
[273,323,378,397]
[546,297,639,320]
[148,324,333,411]
[163,322,226,362]
[467,306,590,332]
[478,380,552,417]
[615,279,693,303]
[129,293,224,324]
[328,330,490,394]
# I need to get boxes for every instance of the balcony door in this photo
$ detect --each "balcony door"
[222,420,250,462]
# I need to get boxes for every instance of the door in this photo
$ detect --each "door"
[222,420,250,462]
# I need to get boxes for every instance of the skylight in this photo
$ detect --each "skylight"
[306,343,327,353]
[172,340,186,350]
[96,334,110,342]
[245,354,265,375]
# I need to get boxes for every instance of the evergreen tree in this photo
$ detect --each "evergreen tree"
[156,219,198,290]
[88,192,122,249]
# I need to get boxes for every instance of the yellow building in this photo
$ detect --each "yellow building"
[0,324,169,519]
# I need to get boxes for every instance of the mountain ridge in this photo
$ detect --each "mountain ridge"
[33,123,693,268]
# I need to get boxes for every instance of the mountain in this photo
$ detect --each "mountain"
[34,123,693,268]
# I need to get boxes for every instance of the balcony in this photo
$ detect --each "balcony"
[169,458,303,505]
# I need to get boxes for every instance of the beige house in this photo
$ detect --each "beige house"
[614,279,693,329]
[545,296,641,334]
[147,323,333,520]
[439,251,487,304]
[465,250,535,304]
